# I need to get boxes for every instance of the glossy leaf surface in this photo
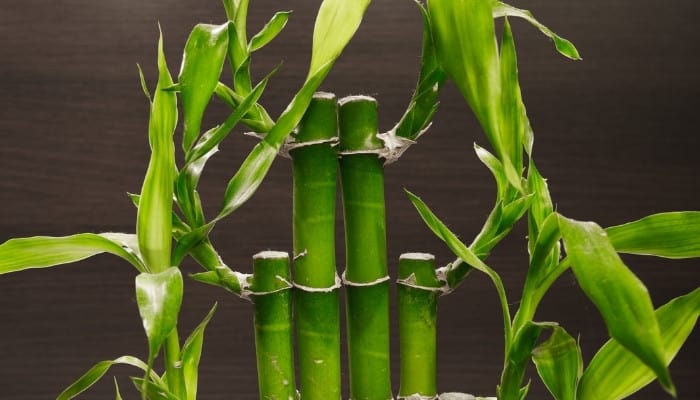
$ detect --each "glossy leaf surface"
[532,326,582,400]
[181,303,217,400]
[179,23,229,151]
[606,211,700,259]
[249,11,291,52]
[0,233,145,274]
[558,215,674,395]
[578,288,700,400]
[137,29,177,273]
[135,268,184,359]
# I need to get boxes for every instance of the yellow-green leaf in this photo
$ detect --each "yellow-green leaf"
[532,326,582,400]
[135,268,183,360]
[249,11,292,52]
[181,303,217,400]
[606,211,700,259]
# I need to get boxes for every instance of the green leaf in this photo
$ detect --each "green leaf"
[558,215,675,396]
[214,81,274,133]
[131,377,179,400]
[532,326,582,400]
[493,1,581,60]
[406,189,512,341]
[0,233,145,274]
[392,0,446,141]
[527,161,554,253]
[181,303,217,400]
[475,144,508,200]
[137,28,177,274]
[114,378,123,400]
[499,321,553,400]
[606,211,700,259]
[179,22,229,152]
[249,11,292,52]
[579,288,700,400]
[135,268,183,360]
[308,0,371,78]
[57,356,162,400]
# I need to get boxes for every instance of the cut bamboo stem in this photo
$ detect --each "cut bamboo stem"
[290,92,342,400]
[338,95,392,400]
[397,253,440,399]
[251,251,296,400]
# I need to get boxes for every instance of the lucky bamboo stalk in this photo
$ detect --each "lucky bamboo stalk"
[397,253,441,399]
[290,92,342,400]
[338,95,392,400]
[250,251,296,400]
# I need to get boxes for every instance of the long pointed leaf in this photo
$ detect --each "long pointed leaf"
[558,215,675,395]
[179,22,229,152]
[606,211,700,259]
[57,356,162,400]
[0,233,145,274]
[137,28,177,273]
[578,288,700,400]
[131,377,179,400]
[493,1,581,60]
[249,11,292,52]
[181,303,217,400]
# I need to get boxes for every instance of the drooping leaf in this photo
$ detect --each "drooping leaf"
[493,1,581,60]
[131,377,179,400]
[0,233,146,274]
[249,11,292,52]
[181,303,218,400]
[532,326,582,400]
[558,215,675,395]
[406,190,512,340]
[135,268,183,360]
[391,0,446,141]
[137,28,177,273]
[179,22,229,152]
[606,211,700,259]
[56,356,162,400]
[578,288,700,400]
[308,0,371,78]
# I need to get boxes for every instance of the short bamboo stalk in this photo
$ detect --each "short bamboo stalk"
[338,96,392,400]
[397,253,440,399]
[251,251,296,400]
[290,92,342,400]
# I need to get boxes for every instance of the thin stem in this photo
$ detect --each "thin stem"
[290,92,341,400]
[338,96,392,400]
[164,329,186,399]
[398,253,440,398]
[251,251,296,400]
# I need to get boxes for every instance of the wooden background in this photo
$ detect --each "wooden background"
[1,0,698,398]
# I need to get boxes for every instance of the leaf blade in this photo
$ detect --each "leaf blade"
[606,211,700,259]
[249,11,292,52]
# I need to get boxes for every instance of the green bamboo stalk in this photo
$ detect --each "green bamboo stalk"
[290,92,342,400]
[338,95,392,400]
[250,251,296,400]
[397,253,441,399]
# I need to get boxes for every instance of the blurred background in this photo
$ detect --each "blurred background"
[1,0,698,398]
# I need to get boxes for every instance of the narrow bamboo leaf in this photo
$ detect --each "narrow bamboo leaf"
[475,144,508,200]
[214,81,274,133]
[181,303,217,400]
[500,195,532,232]
[392,0,446,140]
[578,288,700,400]
[234,55,253,97]
[493,2,581,60]
[308,0,371,78]
[527,161,554,254]
[498,18,526,176]
[137,63,152,102]
[406,190,512,340]
[57,356,162,400]
[606,211,700,259]
[558,215,675,395]
[249,11,292,52]
[135,268,183,360]
[137,29,177,274]
[0,233,145,274]
[179,22,229,152]
[532,326,582,400]
[131,377,179,400]
[176,147,217,227]
[188,68,275,164]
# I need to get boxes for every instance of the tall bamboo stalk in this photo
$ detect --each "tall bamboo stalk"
[251,251,296,400]
[397,253,441,399]
[338,95,392,400]
[290,92,342,399]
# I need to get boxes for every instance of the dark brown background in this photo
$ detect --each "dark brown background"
[1,0,698,398]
